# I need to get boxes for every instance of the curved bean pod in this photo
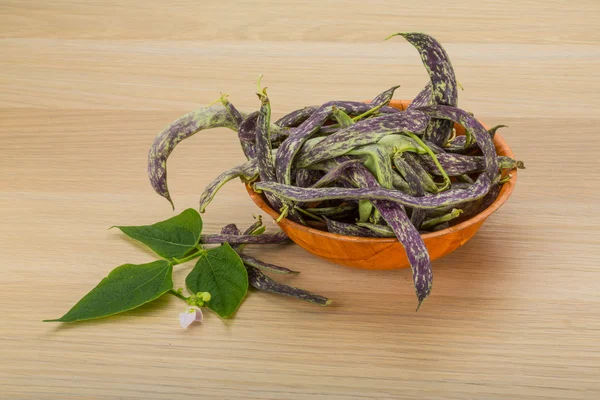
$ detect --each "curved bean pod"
[256,89,277,183]
[311,159,363,188]
[220,223,241,235]
[246,265,331,306]
[199,158,258,213]
[296,110,430,168]
[407,82,432,109]
[200,231,288,245]
[444,124,508,153]
[239,253,299,275]
[373,199,432,307]
[242,216,264,235]
[275,105,319,128]
[418,154,524,176]
[336,161,433,304]
[276,101,400,185]
[371,85,401,107]
[332,106,355,128]
[403,152,439,194]
[254,172,491,210]
[305,204,357,218]
[388,33,457,145]
[296,169,323,188]
[148,105,241,207]
[218,224,298,276]
[391,171,411,193]
[422,139,446,154]
[420,208,463,230]
[393,154,426,227]
[355,222,396,237]
[237,112,259,159]
[324,217,383,238]
[347,144,395,189]
[416,105,499,181]
[218,94,244,127]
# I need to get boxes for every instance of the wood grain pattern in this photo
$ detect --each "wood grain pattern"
[1,1,599,399]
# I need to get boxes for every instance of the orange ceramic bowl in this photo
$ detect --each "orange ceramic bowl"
[246,100,517,270]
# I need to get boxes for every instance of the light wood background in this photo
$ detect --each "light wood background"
[1,1,600,399]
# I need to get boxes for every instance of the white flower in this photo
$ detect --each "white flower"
[179,307,203,328]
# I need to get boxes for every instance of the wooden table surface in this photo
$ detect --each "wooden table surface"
[2,1,600,399]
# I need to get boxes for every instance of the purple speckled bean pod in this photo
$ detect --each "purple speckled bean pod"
[220,223,241,235]
[347,144,395,189]
[246,265,331,306]
[236,112,258,159]
[305,204,357,218]
[391,172,411,193]
[428,177,505,219]
[418,154,524,176]
[403,152,439,194]
[239,253,299,275]
[407,82,433,109]
[354,222,396,237]
[371,85,401,107]
[255,88,303,222]
[323,217,383,238]
[230,218,266,252]
[148,105,241,208]
[255,90,277,183]
[275,105,319,128]
[200,231,288,245]
[339,162,433,306]
[242,217,264,236]
[254,172,492,210]
[420,208,463,230]
[416,105,499,181]
[444,125,508,153]
[422,139,446,154]
[311,159,363,188]
[199,159,258,213]
[389,33,458,145]
[295,169,323,188]
[373,199,432,307]
[295,110,430,168]
[393,154,426,228]
[220,96,244,128]
[238,111,258,139]
[219,223,298,274]
[275,101,400,185]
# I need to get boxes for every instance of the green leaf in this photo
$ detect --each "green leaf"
[45,260,173,323]
[114,208,202,258]
[186,243,248,318]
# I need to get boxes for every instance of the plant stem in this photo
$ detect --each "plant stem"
[168,289,189,302]
[294,206,326,222]
[352,103,384,122]
[171,248,206,266]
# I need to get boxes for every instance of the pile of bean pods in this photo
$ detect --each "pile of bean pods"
[148,32,524,308]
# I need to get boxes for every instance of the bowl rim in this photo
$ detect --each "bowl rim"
[246,100,517,243]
